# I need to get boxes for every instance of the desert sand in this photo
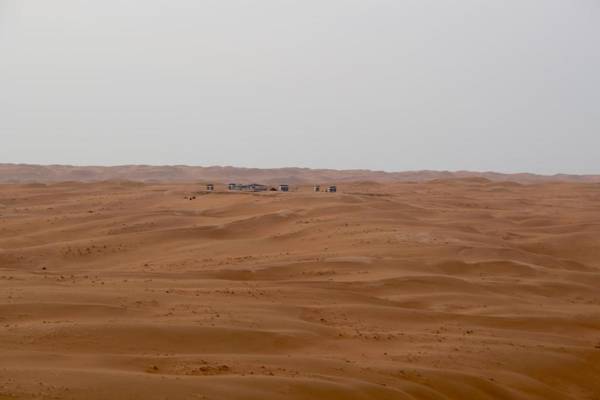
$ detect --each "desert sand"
[1,179,600,399]
[3,164,600,184]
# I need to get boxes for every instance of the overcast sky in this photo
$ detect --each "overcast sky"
[1,1,599,174]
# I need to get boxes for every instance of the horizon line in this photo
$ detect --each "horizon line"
[1,163,599,177]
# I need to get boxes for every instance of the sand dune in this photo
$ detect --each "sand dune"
[2,163,600,184]
[1,180,600,399]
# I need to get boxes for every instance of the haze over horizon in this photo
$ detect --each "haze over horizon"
[2,162,600,178]
[1,1,599,174]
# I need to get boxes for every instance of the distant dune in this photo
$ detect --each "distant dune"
[1,163,599,184]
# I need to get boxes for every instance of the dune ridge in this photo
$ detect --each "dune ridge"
[2,163,600,184]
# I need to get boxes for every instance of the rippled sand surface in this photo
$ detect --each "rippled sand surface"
[1,180,599,399]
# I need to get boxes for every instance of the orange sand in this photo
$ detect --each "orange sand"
[1,180,599,399]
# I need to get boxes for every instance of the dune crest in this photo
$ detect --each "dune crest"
[2,163,600,184]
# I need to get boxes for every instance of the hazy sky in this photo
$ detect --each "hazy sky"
[1,1,599,174]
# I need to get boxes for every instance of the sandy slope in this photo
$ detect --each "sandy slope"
[1,180,599,399]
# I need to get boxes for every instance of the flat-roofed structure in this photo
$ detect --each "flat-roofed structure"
[228,183,268,192]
